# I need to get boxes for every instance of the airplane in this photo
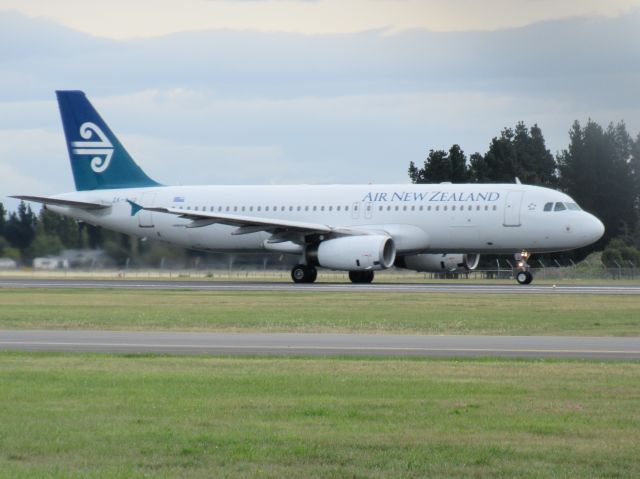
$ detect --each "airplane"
[12,91,605,285]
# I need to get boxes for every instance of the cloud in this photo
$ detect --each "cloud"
[0,9,638,109]
[0,10,639,200]
[2,0,639,38]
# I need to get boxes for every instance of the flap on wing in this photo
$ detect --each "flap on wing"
[10,195,110,210]
[147,206,336,234]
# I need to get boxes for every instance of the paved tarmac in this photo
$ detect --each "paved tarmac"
[1,330,639,359]
[1,278,640,295]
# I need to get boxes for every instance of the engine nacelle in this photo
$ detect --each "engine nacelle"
[308,235,396,271]
[395,253,480,273]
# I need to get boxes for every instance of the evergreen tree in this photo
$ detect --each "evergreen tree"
[468,152,490,183]
[0,202,6,237]
[38,208,86,249]
[482,127,517,182]
[4,201,37,258]
[448,144,469,182]
[557,120,636,245]
[409,145,469,184]
[631,132,640,211]
[479,122,556,185]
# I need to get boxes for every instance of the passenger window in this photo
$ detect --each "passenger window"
[313,206,317,211]
[427,205,431,211]
[345,206,349,211]
[452,205,456,211]
[554,202,566,211]
[241,206,245,212]
[435,206,439,211]
[484,205,488,211]
[395,206,399,211]
[443,205,448,211]
[321,206,325,211]
[411,205,415,211]
[403,205,407,211]
[329,206,333,211]
[305,206,309,211]
[492,205,497,211]
[234,206,238,212]
[257,206,261,212]
[419,205,423,211]
[265,206,269,212]
[336,206,341,211]
[387,205,391,211]
[195,206,199,211]
[379,205,383,211]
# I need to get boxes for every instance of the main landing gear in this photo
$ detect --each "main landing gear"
[290,265,376,284]
[348,270,374,284]
[291,264,317,284]
[515,251,533,285]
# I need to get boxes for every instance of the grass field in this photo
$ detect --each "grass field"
[0,353,638,478]
[1,288,639,336]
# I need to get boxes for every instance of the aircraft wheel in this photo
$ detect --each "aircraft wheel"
[291,265,317,284]
[308,267,318,283]
[516,270,533,285]
[349,270,375,284]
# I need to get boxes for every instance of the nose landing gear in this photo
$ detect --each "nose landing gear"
[515,251,533,285]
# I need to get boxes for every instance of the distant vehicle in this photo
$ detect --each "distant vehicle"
[13,91,604,284]
[0,258,18,270]
[33,257,69,270]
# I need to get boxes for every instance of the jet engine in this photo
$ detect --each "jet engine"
[395,253,480,273]
[307,235,396,271]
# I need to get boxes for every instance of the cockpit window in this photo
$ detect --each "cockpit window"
[554,202,566,211]
[566,203,581,211]
[543,202,553,212]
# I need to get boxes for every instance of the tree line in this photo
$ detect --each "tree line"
[0,203,192,268]
[408,120,640,265]
[0,202,280,269]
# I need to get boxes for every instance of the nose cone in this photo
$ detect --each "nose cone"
[586,214,605,243]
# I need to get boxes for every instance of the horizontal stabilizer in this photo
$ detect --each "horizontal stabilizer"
[10,195,110,210]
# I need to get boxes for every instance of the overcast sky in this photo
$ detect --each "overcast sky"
[1,0,639,211]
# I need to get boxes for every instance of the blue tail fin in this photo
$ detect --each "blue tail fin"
[56,91,160,191]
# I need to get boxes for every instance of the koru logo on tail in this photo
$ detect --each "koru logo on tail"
[71,122,114,173]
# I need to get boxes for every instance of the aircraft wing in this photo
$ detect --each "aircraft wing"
[145,205,361,236]
[10,195,111,210]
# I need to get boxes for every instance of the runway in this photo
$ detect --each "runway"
[1,330,639,359]
[1,278,640,295]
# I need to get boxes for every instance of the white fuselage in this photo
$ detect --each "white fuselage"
[47,183,605,256]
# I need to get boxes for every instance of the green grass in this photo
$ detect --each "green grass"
[0,353,638,478]
[1,288,639,336]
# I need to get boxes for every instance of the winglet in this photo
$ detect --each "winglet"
[127,199,143,216]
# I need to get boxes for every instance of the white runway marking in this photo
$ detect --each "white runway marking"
[1,278,640,295]
[1,331,639,359]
